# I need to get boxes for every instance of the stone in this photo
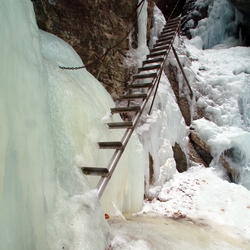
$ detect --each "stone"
[172,142,187,173]
[188,141,207,167]
[189,130,213,167]
[31,0,154,98]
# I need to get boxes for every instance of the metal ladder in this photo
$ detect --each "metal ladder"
[81,16,191,198]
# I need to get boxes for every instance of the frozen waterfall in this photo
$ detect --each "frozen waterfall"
[0,0,145,249]
[190,0,245,49]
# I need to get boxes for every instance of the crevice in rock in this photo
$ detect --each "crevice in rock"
[165,63,191,126]
[172,142,188,172]
[189,130,212,167]
[149,153,154,185]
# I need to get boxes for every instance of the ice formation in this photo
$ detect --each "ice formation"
[0,0,145,248]
[183,38,250,189]
[190,0,245,49]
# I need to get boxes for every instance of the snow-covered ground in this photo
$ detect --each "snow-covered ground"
[108,165,250,249]
[107,3,250,248]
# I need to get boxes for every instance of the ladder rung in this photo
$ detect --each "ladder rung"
[163,28,176,32]
[164,23,178,29]
[157,37,173,43]
[166,19,179,23]
[161,31,175,36]
[143,57,164,65]
[126,82,153,89]
[164,24,178,29]
[166,19,180,25]
[119,93,147,100]
[111,106,141,113]
[161,32,175,37]
[81,167,109,176]
[157,36,174,42]
[154,40,171,48]
[133,72,157,80]
[98,141,123,149]
[138,64,161,72]
[160,33,175,39]
[163,27,177,32]
[107,121,133,129]
[163,25,177,30]
[150,45,169,53]
[147,51,166,59]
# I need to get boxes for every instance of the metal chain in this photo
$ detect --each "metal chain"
[59,0,146,70]
[59,65,85,70]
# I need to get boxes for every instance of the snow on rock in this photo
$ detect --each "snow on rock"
[140,165,250,241]
[183,39,250,189]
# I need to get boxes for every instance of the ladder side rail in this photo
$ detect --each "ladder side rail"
[171,45,193,98]
[96,17,182,198]
[96,65,163,197]
[146,17,181,115]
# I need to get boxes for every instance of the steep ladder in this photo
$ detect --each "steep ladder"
[81,16,188,198]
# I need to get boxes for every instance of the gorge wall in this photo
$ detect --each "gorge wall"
[31,0,155,99]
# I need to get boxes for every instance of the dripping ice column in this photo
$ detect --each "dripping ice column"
[136,0,149,68]
[0,0,55,249]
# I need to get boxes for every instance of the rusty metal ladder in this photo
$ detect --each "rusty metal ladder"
[81,15,192,198]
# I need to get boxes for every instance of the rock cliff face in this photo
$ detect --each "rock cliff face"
[230,0,250,14]
[230,0,250,46]
[156,0,186,19]
[31,0,154,99]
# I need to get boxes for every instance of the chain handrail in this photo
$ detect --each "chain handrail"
[59,0,146,70]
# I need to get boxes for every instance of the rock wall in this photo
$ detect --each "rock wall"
[156,0,186,20]
[230,0,250,46]
[31,0,154,99]
[230,0,250,15]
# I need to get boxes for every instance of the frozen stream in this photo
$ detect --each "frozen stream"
[108,214,249,250]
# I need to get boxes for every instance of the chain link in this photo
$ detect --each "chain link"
[59,65,85,70]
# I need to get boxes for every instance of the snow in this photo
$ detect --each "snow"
[136,71,188,195]
[108,166,250,249]
[141,166,250,238]
[183,40,250,189]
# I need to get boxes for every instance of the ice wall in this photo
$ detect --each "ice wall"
[0,0,145,249]
[124,0,150,72]
[40,30,145,215]
[149,5,166,50]
[0,0,55,249]
[190,0,244,49]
